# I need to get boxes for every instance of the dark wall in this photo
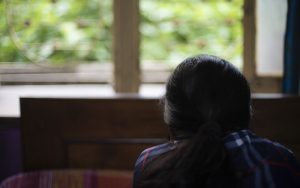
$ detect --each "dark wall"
[0,118,22,183]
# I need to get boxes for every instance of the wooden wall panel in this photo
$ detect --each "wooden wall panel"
[251,96,300,159]
[20,98,168,171]
[20,96,300,171]
[67,143,155,169]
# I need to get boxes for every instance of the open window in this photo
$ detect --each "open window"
[0,0,287,93]
[243,0,287,92]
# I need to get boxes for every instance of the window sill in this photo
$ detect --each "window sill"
[0,63,172,85]
[0,84,166,118]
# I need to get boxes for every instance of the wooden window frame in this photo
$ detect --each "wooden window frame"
[116,0,283,93]
[113,0,140,93]
[0,0,283,93]
[243,0,282,93]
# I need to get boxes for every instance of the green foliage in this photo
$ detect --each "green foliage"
[141,0,243,68]
[0,0,112,64]
[0,0,243,67]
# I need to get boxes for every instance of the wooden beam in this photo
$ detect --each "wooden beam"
[113,0,140,93]
[243,0,256,83]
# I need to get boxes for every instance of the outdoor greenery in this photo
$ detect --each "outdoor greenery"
[141,0,243,68]
[0,0,243,68]
[0,0,112,64]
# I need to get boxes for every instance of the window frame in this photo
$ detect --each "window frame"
[243,0,282,93]
[0,0,283,93]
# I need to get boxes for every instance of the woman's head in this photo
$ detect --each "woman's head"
[139,55,250,187]
[163,54,251,139]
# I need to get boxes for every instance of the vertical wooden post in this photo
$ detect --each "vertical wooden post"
[113,0,140,93]
[243,0,256,83]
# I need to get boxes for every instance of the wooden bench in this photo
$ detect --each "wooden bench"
[20,95,300,171]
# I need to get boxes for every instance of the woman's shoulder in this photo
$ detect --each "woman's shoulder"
[224,129,298,164]
[224,129,291,152]
[134,142,175,169]
[224,129,300,187]
[133,142,176,187]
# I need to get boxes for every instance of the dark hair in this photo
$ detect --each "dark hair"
[140,55,251,188]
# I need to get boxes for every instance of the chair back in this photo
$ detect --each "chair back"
[0,170,132,188]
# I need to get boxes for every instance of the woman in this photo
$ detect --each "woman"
[133,55,300,188]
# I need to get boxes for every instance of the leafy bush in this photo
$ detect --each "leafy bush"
[141,0,243,68]
[0,0,242,68]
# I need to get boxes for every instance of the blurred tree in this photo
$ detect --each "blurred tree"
[1,0,112,64]
[0,0,242,68]
[140,0,243,68]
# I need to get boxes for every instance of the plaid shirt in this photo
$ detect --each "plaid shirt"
[133,129,300,188]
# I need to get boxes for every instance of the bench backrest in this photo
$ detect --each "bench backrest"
[20,96,300,171]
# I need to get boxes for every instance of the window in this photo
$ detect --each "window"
[140,0,243,69]
[256,0,287,76]
[2,0,112,63]
[0,0,287,93]
[0,0,113,84]
[243,0,287,92]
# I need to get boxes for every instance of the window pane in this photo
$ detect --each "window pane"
[140,0,243,69]
[256,0,287,76]
[0,0,112,64]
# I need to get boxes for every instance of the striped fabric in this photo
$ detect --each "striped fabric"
[0,170,132,188]
[133,129,300,187]
[224,130,300,187]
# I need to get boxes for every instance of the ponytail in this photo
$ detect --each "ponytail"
[140,122,236,188]
[178,121,225,176]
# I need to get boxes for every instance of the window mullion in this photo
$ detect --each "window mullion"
[113,0,140,93]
